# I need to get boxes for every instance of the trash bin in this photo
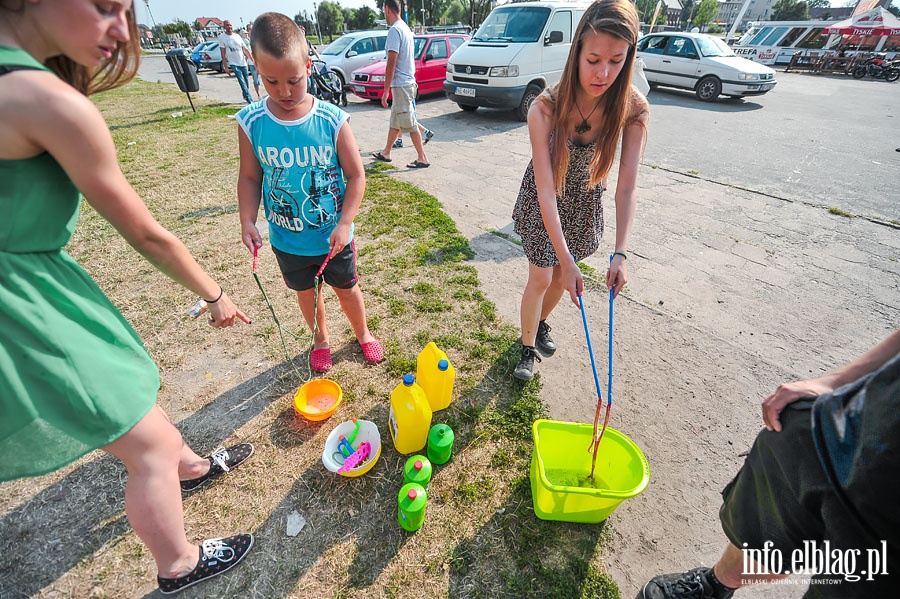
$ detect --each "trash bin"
[165,49,199,94]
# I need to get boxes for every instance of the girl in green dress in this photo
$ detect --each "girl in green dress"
[0,1,254,594]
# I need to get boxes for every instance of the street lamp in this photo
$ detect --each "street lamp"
[143,0,157,28]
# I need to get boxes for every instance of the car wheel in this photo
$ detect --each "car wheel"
[458,103,478,112]
[885,68,900,83]
[516,83,542,122]
[695,76,721,102]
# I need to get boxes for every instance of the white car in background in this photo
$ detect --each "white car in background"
[637,32,777,102]
[319,30,389,89]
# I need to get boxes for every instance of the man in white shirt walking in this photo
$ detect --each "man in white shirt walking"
[370,0,430,168]
[219,20,253,104]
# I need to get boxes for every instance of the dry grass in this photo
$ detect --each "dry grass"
[0,82,619,598]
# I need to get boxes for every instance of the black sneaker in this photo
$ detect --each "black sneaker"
[157,534,254,594]
[638,567,735,599]
[513,345,541,380]
[180,443,254,492]
[393,137,403,148]
[424,129,435,144]
[535,320,557,357]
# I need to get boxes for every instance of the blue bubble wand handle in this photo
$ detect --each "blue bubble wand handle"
[578,293,604,443]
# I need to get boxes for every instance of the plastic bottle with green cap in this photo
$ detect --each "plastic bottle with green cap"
[416,342,456,412]
[397,483,427,531]
[427,423,455,465]
[389,374,432,454]
[403,455,433,489]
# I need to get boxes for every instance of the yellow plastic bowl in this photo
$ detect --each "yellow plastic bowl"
[322,419,382,477]
[293,379,342,421]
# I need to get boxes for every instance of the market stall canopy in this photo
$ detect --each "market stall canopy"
[824,7,900,36]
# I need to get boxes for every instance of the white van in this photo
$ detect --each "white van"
[443,0,592,120]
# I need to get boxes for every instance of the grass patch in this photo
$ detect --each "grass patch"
[827,207,854,218]
[0,79,620,598]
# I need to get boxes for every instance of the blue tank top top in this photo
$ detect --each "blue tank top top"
[236,98,351,256]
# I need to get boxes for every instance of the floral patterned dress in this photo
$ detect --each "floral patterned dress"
[512,140,604,268]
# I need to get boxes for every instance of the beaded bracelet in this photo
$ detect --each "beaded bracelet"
[205,286,224,304]
[612,251,627,260]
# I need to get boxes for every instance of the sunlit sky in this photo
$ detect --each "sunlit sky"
[135,0,380,29]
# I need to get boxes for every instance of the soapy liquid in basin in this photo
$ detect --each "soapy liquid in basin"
[305,393,336,413]
[544,469,609,490]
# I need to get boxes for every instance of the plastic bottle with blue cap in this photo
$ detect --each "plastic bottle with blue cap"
[416,342,456,412]
[389,374,432,454]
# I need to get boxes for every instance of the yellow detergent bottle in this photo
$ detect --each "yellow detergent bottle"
[389,374,432,454]
[416,342,456,412]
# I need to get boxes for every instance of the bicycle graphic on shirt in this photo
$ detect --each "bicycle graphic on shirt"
[300,165,340,229]
[267,166,340,231]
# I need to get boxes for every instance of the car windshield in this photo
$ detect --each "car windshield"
[473,6,551,43]
[322,36,355,55]
[696,35,735,57]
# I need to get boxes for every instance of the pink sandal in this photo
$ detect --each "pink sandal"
[310,348,333,373]
[359,340,384,364]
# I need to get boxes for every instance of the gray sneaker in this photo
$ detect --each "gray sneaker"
[424,129,435,144]
[393,137,403,148]
[638,567,734,599]
[513,345,541,380]
[535,320,557,357]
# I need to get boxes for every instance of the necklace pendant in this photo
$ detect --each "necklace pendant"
[575,120,591,134]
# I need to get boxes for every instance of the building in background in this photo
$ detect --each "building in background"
[195,17,225,41]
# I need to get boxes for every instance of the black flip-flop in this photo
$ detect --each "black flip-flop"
[407,160,430,169]
[371,151,392,162]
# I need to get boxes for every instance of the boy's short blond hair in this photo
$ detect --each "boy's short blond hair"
[250,12,309,62]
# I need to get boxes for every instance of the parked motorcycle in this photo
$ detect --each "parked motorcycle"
[852,53,900,82]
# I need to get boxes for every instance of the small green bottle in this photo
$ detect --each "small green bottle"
[427,423,455,465]
[398,483,427,532]
[403,455,433,489]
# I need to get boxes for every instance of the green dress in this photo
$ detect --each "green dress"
[0,47,160,481]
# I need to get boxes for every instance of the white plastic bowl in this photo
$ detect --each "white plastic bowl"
[322,419,382,477]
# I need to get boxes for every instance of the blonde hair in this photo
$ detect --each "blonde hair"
[549,0,643,196]
[0,1,140,95]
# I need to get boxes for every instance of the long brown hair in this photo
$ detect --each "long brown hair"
[0,1,141,95]
[549,0,641,196]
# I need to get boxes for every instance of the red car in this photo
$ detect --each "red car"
[350,33,469,101]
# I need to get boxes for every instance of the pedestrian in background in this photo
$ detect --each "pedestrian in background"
[242,23,262,99]
[370,0,431,168]
[219,19,253,104]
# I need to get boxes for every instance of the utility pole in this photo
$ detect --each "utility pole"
[727,0,753,41]
[313,2,323,43]
[421,0,426,29]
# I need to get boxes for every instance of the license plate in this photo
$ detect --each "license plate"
[455,86,476,97]
[352,85,366,93]
[760,83,773,91]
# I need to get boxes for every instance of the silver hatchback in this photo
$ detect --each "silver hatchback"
[319,30,390,89]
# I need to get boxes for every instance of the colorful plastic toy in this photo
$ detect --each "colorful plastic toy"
[337,442,371,474]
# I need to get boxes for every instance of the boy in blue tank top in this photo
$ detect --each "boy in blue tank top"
[237,12,382,373]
